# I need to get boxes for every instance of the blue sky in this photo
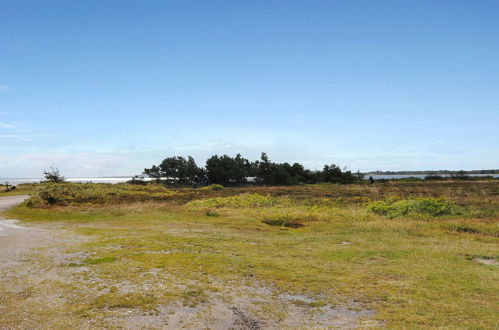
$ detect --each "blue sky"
[1,1,498,177]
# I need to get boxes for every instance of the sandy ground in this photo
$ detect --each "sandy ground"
[0,195,91,328]
[0,195,30,212]
[0,196,380,329]
[0,195,36,265]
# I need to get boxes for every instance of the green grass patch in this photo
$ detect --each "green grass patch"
[91,292,158,311]
[68,257,116,266]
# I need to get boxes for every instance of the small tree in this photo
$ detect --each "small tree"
[43,167,65,183]
[144,156,203,185]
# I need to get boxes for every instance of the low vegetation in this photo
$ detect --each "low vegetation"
[185,193,294,209]
[367,197,457,218]
[199,184,224,191]
[26,182,177,207]
[1,180,498,328]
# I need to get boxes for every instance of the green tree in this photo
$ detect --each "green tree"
[321,164,358,183]
[255,153,296,185]
[205,154,252,185]
[144,156,203,184]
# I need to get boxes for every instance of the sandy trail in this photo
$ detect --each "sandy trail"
[0,195,89,328]
[0,195,30,212]
[0,195,29,236]
[0,195,48,263]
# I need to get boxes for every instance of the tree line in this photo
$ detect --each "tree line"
[143,153,363,186]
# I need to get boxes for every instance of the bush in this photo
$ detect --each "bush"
[43,167,65,183]
[199,184,224,191]
[414,197,456,216]
[205,210,220,217]
[262,218,305,228]
[367,197,456,218]
[25,195,47,208]
[260,210,326,227]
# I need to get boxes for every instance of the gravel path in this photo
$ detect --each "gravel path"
[0,195,30,212]
[0,195,90,328]
[0,195,59,268]
[0,195,30,236]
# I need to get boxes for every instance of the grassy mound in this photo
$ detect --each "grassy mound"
[367,197,457,218]
[199,184,224,191]
[27,182,177,207]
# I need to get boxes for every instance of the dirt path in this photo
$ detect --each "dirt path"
[0,195,34,263]
[0,195,30,212]
[0,196,92,328]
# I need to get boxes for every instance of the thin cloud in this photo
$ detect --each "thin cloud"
[0,133,47,142]
[0,121,14,128]
[0,134,31,142]
[0,85,10,93]
[0,134,22,138]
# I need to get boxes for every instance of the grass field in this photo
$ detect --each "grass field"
[1,181,498,328]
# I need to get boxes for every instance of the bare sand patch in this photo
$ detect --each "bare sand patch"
[473,258,498,266]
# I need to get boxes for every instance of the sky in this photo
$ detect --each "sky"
[1,0,498,177]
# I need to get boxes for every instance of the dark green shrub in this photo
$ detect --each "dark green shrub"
[262,218,305,228]
[205,211,220,217]
[25,195,47,208]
